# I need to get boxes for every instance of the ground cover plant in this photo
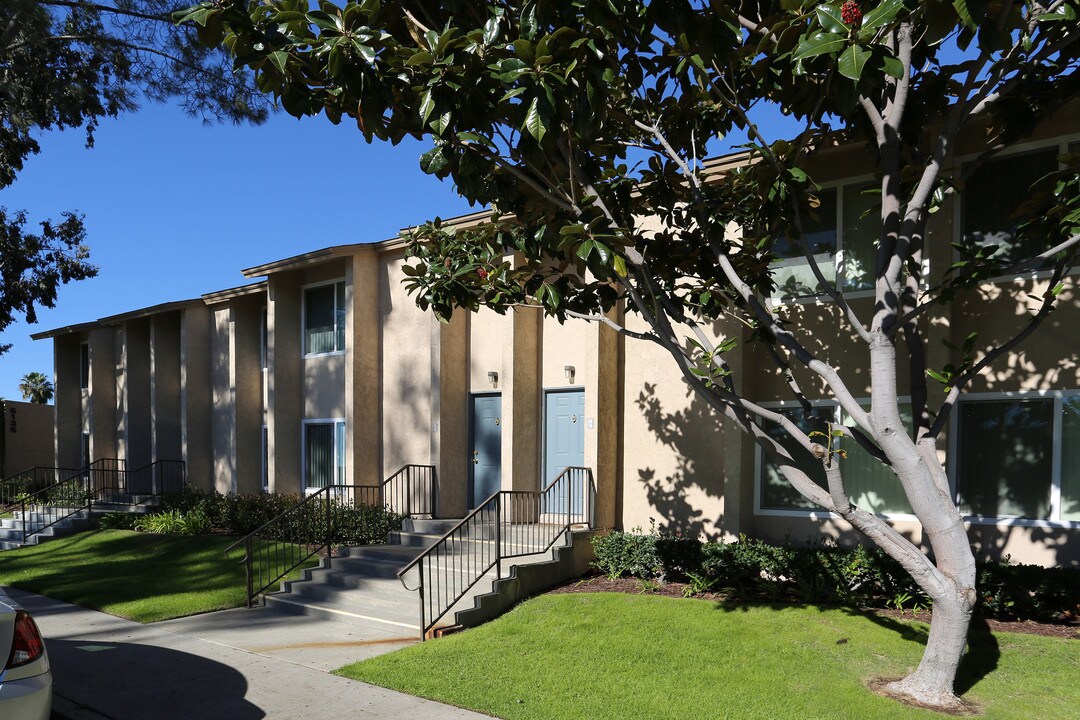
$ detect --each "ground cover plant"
[0,529,318,622]
[337,593,1080,720]
[591,529,1080,625]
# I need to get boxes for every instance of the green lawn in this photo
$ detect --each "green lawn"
[337,593,1080,720]
[0,529,318,622]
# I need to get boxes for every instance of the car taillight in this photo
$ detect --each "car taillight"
[6,611,45,668]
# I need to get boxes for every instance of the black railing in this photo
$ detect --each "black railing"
[6,459,187,543]
[398,466,595,639]
[2,466,84,507]
[227,464,438,607]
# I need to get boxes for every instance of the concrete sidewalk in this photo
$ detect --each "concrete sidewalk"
[7,589,491,720]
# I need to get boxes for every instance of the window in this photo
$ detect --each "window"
[80,342,90,390]
[954,395,1080,522]
[304,420,345,490]
[758,401,913,516]
[961,148,1058,267]
[770,182,878,301]
[304,281,346,355]
[81,432,90,468]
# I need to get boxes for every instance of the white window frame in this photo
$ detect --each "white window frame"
[301,279,347,358]
[948,389,1080,528]
[753,396,919,522]
[953,134,1080,286]
[768,174,901,306]
[301,418,346,493]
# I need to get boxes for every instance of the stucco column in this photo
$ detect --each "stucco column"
[234,298,264,494]
[508,307,542,492]
[181,305,213,491]
[53,335,82,469]
[89,326,118,463]
[269,272,302,494]
[210,306,237,493]
[121,319,152,470]
[346,253,381,488]
[435,313,468,517]
[151,313,183,463]
[594,306,622,529]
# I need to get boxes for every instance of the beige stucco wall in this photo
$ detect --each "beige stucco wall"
[379,252,433,477]
[2,400,55,476]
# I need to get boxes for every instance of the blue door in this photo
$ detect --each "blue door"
[544,390,586,514]
[469,394,502,509]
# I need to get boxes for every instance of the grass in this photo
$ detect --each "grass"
[0,529,319,623]
[337,593,1080,720]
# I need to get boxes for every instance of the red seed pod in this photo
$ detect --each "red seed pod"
[478,268,489,280]
[841,1,862,25]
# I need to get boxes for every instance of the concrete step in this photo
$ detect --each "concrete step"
[264,594,421,634]
[402,518,463,535]
[283,585,418,623]
[387,531,442,549]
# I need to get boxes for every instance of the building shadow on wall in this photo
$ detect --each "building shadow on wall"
[635,382,726,541]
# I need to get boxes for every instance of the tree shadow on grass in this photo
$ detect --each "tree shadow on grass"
[711,597,1000,694]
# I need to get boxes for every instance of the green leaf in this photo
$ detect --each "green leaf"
[793,32,846,61]
[860,0,906,34]
[882,55,905,80]
[838,44,871,81]
[815,4,847,34]
[484,16,501,44]
[613,255,627,277]
[419,91,436,124]
[523,96,547,142]
[406,51,433,66]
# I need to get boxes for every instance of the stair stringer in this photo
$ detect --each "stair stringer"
[447,528,595,630]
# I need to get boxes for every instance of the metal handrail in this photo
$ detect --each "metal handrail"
[10,458,186,543]
[227,464,438,607]
[398,466,595,639]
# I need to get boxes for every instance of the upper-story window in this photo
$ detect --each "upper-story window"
[770,182,879,301]
[961,148,1059,268]
[304,281,346,355]
[79,342,90,390]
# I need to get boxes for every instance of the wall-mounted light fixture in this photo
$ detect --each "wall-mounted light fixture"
[564,365,576,385]
[487,371,499,388]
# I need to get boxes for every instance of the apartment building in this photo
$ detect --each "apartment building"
[33,109,1080,568]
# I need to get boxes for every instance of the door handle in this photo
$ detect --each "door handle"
[472,458,479,464]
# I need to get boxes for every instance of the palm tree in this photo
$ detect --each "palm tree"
[18,372,54,404]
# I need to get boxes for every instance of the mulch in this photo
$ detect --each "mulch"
[547,575,1080,640]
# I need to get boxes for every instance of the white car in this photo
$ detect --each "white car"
[0,589,51,720]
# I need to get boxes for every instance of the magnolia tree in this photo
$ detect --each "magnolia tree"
[181,0,1080,709]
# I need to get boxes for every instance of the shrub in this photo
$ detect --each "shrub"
[157,486,403,545]
[98,512,139,530]
[134,510,192,535]
[590,528,1080,624]
[592,527,662,580]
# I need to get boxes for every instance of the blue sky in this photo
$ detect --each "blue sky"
[0,102,478,399]
[0,98,798,400]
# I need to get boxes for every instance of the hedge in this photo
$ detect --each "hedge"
[591,526,1080,625]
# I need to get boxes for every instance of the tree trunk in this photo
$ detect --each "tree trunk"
[885,576,975,710]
